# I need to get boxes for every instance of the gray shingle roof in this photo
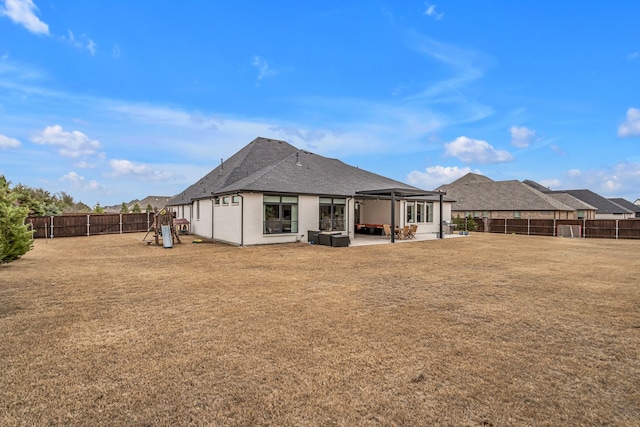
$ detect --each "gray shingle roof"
[439,178,575,211]
[546,193,596,210]
[547,190,633,214]
[608,198,640,214]
[168,137,422,205]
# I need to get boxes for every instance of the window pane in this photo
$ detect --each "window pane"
[406,203,415,223]
[264,195,280,203]
[319,197,332,204]
[232,196,240,204]
[282,196,297,203]
[333,198,346,205]
[319,205,332,230]
[333,205,345,230]
[427,203,433,222]
[417,203,424,223]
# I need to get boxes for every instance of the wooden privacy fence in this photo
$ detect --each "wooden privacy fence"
[27,213,152,238]
[482,218,640,240]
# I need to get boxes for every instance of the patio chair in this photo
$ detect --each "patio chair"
[407,224,417,239]
[400,225,410,240]
[382,224,392,239]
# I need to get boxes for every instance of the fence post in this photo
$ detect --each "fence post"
[583,219,586,238]
[616,219,619,240]
[504,218,507,234]
[87,214,91,236]
[50,215,55,238]
[527,218,530,235]
[553,219,556,236]
[120,213,123,234]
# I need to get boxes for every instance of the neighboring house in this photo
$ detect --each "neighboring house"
[609,198,640,218]
[129,196,174,212]
[634,198,640,206]
[542,189,635,220]
[437,173,592,220]
[167,137,452,246]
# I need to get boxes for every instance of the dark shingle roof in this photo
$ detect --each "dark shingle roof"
[547,190,633,214]
[168,137,422,205]
[609,198,640,214]
[438,179,575,211]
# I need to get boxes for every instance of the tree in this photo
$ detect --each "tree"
[0,176,33,263]
[146,203,153,213]
[452,214,478,232]
[132,203,142,213]
[120,202,129,213]
[94,203,105,213]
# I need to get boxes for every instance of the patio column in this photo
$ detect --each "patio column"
[439,191,444,239]
[390,191,396,243]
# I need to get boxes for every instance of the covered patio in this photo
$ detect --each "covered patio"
[353,188,448,244]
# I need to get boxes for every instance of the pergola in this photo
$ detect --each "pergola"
[355,188,447,243]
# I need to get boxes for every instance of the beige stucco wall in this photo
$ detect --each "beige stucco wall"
[174,194,452,245]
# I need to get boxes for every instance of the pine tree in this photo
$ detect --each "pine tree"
[0,176,33,263]
[132,203,142,213]
[120,202,129,213]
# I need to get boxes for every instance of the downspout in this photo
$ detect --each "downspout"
[439,191,444,239]
[211,197,215,241]
[237,192,244,246]
[390,191,396,243]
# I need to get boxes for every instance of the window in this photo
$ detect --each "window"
[222,196,230,205]
[577,210,585,219]
[416,202,424,223]
[264,195,298,234]
[514,211,521,219]
[196,200,200,220]
[214,196,220,206]
[406,202,415,223]
[319,197,346,231]
[482,211,489,218]
[232,196,240,205]
[426,202,433,223]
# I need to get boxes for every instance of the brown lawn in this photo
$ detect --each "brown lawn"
[1,232,639,426]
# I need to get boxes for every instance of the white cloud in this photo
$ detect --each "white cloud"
[252,55,277,81]
[61,30,96,55]
[74,161,95,169]
[31,125,102,157]
[627,51,639,60]
[618,107,640,137]
[444,136,513,164]
[568,169,581,177]
[87,39,96,56]
[407,165,476,189]
[538,179,560,190]
[109,159,172,180]
[509,126,535,148]
[61,171,101,190]
[424,3,444,20]
[0,0,49,35]
[0,133,21,149]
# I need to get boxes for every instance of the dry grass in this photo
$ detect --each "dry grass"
[1,232,639,426]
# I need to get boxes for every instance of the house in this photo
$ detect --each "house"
[167,137,453,246]
[436,173,594,220]
[129,196,174,212]
[103,195,174,213]
[608,198,640,218]
[540,189,635,220]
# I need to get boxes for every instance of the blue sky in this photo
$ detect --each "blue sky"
[1,1,639,207]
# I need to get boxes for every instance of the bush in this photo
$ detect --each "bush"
[452,215,478,232]
[0,176,33,263]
